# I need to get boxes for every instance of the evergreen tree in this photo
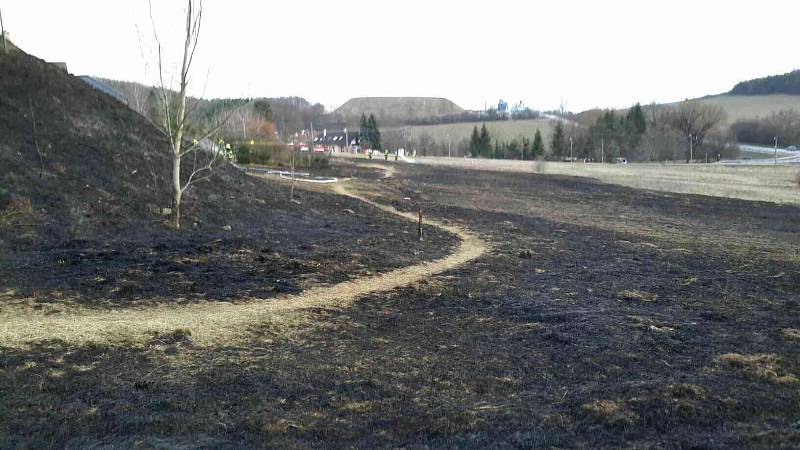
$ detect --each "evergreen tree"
[521,136,530,160]
[624,103,647,149]
[469,125,480,157]
[532,129,545,159]
[359,113,369,148]
[550,122,566,159]
[367,114,381,150]
[479,123,491,157]
[627,103,647,135]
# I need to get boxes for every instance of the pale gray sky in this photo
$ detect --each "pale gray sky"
[4,0,799,112]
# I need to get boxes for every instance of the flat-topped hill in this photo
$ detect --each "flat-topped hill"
[334,97,464,123]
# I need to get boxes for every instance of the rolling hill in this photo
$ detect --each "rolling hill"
[692,94,800,124]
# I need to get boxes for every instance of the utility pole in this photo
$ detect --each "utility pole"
[447,134,451,158]
[689,134,693,163]
[569,136,573,163]
[774,136,778,165]
[601,137,604,164]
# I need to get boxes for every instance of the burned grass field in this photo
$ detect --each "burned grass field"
[2,162,800,448]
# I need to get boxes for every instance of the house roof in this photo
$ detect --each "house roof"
[314,131,361,145]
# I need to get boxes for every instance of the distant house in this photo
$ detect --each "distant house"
[497,99,509,114]
[313,130,362,152]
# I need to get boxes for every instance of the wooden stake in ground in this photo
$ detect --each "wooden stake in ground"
[290,146,296,202]
[418,209,423,241]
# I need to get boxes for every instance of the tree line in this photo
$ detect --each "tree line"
[458,101,735,162]
[730,70,800,96]
[731,110,800,148]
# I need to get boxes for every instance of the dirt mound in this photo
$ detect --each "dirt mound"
[334,97,464,123]
[0,47,284,247]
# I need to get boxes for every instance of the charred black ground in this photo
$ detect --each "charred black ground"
[3,160,800,448]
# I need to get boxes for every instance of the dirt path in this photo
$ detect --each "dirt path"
[0,168,488,348]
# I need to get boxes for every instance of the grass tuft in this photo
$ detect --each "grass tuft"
[581,399,640,426]
[715,353,798,384]
[782,328,800,341]
[0,196,33,228]
[616,290,658,302]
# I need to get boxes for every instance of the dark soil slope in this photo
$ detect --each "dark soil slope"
[1,47,277,245]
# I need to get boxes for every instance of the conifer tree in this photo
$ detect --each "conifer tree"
[367,114,381,149]
[359,113,369,148]
[532,129,545,159]
[550,122,566,159]
[469,125,481,157]
[479,123,491,157]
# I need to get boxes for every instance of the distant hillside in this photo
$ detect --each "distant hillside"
[93,78,326,136]
[730,70,800,96]
[688,95,800,124]
[334,97,464,124]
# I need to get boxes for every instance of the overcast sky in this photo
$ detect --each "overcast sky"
[4,0,799,112]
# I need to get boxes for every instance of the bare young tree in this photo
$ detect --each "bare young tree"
[668,101,726,162]
[149,0,232,229]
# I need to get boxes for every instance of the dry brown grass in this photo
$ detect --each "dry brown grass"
[714,353,798,385]
[410,156,800,205]
[0,196,33,228]
[692,94,800,124]
[615,289,658,302]
[386,118,557,146]
[581,399,640,426]
[783,328,800,341]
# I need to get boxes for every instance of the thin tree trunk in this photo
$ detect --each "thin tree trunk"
[169,0,194,229]
[172,152,182,228]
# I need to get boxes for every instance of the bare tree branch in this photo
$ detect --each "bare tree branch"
[28,97,45,178]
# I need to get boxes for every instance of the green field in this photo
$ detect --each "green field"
[387,118,557,145]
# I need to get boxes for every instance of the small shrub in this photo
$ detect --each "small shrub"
[235,143,330,169]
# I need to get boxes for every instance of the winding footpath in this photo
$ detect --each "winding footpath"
[0,166,488,348]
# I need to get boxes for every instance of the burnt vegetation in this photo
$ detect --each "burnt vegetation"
[1,26,799,450]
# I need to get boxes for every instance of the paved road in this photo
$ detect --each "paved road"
[739,144,795,156]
